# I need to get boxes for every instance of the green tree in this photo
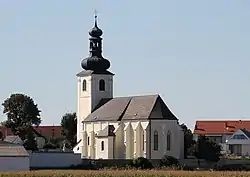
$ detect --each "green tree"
[194,135,221,162]
[2,93,41,150]
[23,127,38,151]
[180,123,196,158]
[61,112,77,148]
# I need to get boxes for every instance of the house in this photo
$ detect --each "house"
[73,15,184,160]
[227,128,250,156]
[0,141,29,171]
[193,120,250,154]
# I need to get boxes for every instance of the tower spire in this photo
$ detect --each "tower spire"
[81,14,111,73]
[94,10,98,27]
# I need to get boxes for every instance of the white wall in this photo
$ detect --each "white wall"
[81,119,183,160]
[77,74,113,142]
[95,137,114,159]
[0,157,29,171]
[29,152,82,168]
[150,119,183,159]
[242,144,250,155]
[96,138,109,159]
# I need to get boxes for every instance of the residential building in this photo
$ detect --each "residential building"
[194,120,250,155]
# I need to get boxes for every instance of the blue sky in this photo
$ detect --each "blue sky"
[0,1,250,130]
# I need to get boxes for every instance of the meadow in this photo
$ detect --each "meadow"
[0,170,249,177]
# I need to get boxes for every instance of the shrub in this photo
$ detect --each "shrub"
[131,157,153,169]
[160,155,179,167]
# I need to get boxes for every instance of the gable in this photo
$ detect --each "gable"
[84,94,178,122]
[149,96,178,120]
[230,129,250,140]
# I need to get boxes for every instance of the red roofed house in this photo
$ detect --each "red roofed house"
[194,120,250,156]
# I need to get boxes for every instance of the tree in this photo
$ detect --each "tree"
[23,127,38,151]
[61,112,77,148]
[194,135,221,162]
[180,123,196,158]
[2,93,41,141]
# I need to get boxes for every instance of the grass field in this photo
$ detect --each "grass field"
[0,170,249,177]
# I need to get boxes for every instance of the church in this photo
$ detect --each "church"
[73,15,184,160]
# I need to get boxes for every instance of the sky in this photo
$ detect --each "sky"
[0,1,250,130]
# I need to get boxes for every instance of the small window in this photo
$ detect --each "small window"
[99,79,105,91]
[101,141,104,151]
[153,131,158,151]
[82,80,87,91]
[167,131,171,151]
[87,136,90,145]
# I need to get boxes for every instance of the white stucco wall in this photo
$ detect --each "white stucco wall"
[0,157,29,171]
[150,119,183,159]
[79,119,183,160]
[77,74,113,142]
[96,137,114,159]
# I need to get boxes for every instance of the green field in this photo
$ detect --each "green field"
[0,170,249,177]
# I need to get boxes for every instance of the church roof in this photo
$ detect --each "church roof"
[83,94,178,122]
[96,125,116,137]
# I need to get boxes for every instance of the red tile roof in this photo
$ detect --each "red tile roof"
[194,120,250,135]
[0,126,63,138]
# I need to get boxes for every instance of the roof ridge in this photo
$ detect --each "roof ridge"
[114,94,159,99]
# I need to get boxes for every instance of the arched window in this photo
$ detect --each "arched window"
[99,79,105,91]
[101,141,104,151]
[167,131,171,151]
[82,80,87,91]
[153,131,158,151]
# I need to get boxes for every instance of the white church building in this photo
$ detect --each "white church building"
[73,16,184,160]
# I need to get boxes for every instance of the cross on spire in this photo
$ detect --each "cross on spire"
[94,9,98,27]
[94,9,98,19]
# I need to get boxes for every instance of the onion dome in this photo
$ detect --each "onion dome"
[81,56,110,71]
[89,16,103,37]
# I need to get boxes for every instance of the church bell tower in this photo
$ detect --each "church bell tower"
[76,15,114,142]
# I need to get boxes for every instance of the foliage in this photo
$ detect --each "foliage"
[130,157,153,169]
[61,112,77,148]
[2,93,41,140]
[48,137,65,148]
[0,170,250,177]
[160,155,179,167]
[180,123,196,158]
[194,135,222,162]
[23,128,38,151]
[43,143,57,149]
